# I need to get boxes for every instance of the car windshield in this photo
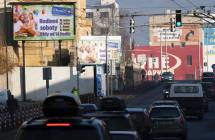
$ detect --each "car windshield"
[17,126,100,140]
[99,116,134,131]
[150,107,180,118]
[174,86,199,93]
[111,134,135,140]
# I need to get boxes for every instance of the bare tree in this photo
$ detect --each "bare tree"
[0,47,16,74]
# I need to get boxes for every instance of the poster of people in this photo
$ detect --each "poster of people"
[13,4,74,40]
[78,36,121,64]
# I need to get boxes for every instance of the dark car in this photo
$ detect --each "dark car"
[84,111,135,131]
[202,72,215,78]
[148,105,187,140]
[161,72,174,82]
[202,82,215,99]
[126,108,151,139]
[16,93,111,140]
[110,131,141,140]
[80,104,98,114]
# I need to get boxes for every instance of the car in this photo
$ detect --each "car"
[110,131,141,140]
[161,72,174,82]
[84,96,136,133]
[126,108,151,139]
[84,111,136,131]
[148,105,187,140]
[16,93,111,140]
[79,103,98,114]
[169,83,205,119]
[151,100,180,107]
[202,82,215,99]
[202,72,215,78]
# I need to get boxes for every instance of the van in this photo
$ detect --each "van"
[169,83,204,119]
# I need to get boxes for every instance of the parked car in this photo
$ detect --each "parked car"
[16,93,111,140]
[126,108,151,139]
[161,72,174,82]
[169,83,205,119]
[148,105,187,140]
[110,131,141,140]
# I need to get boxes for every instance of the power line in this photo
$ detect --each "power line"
[169,0,188,10]
[185,0,199,8]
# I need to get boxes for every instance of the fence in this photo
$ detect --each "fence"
[0,93,98,132]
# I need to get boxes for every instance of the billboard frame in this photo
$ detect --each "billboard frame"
[10,2,76,41]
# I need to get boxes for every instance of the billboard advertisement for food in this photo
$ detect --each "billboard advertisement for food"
[13,4,75,41]
[78,36,121,64]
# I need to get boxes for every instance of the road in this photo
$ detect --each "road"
[125,84,215,140]
[1,84,215,140]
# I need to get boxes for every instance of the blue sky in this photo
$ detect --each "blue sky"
[87,0,215,45]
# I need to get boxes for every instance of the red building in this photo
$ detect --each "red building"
[132,45,203,80]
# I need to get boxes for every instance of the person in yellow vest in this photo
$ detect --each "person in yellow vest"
[71,87,78,96]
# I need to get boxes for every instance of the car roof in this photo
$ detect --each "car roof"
[109,131,138,135]
[84,111,130,118]
[172,83,201,86]
[153,100,178,104]
[126,108,145,112]
[151,105,179,109]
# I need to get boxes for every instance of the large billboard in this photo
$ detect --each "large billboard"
[203,28,215,72]
[78,36,121,64]
[151,26,200,43]
[13,3,75,41]
[204,28,215,45]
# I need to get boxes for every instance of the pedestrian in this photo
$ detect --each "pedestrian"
[71,87,78,97]
[6,95,18,121]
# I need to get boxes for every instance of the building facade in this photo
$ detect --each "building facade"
[86,0,119,36]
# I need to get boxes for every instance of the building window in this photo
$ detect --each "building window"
[187,55,192,65]
[100,28,107,34]
[100,12,109,18]
[86,12,93,18]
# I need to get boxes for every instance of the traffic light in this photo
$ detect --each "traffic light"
[77,65,86,74]
[175,10,182,27]
[170,18,176,32]
[103,63,110,74]
[130,17,135,33]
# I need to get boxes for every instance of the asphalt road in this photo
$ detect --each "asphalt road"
[1,84,215,140]
[125,84,215,140]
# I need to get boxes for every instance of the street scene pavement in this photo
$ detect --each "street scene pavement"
[1,83,215,140]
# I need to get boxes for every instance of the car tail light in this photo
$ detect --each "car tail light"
[46,123,72,127]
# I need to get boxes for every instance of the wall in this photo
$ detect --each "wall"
[132,45,203,80]
[149,14,203,46]
[7,66,94,101]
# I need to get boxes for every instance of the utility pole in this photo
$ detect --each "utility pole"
[4,0,9,90]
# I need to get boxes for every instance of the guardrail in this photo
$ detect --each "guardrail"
[0,102,43,132]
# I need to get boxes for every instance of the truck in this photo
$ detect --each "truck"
[169,83,205,119]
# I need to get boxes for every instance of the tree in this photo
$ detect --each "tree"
[0,48,16,74]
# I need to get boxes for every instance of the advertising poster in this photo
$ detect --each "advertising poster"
[204,28,215,45]
[13,4,74,40]
[96,66,105,97]
[78,36,121,64]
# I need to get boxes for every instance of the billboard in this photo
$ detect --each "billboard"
[78,36,121,64]
[204,28,215,45]
[13,4,75,41]
[152,26,200,43]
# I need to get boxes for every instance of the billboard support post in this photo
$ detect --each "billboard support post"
[21,41,26,101]
[58,40,62,65]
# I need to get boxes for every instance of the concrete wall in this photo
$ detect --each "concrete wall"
[5,66,94,101]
